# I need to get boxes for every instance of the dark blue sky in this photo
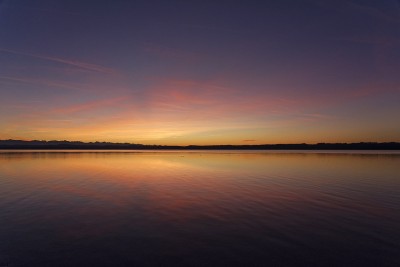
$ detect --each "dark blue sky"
[0,0,399,144]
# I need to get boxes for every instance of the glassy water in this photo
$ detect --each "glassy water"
[0,151,399,267]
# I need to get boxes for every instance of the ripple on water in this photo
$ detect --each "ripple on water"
[0,151,399,266]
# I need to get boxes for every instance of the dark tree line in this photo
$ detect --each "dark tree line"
[0,140,399,150]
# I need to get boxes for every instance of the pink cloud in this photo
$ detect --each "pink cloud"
[144,79,312,121]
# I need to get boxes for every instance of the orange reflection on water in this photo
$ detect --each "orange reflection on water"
[1,151,399,227]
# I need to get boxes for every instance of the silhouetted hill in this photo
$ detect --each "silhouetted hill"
[0,140,399,150]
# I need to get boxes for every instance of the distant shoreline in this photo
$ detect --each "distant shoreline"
[1,140,399,150]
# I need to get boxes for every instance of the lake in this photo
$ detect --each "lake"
[0,150,399,266]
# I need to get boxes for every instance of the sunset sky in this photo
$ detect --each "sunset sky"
[0,0,399,145]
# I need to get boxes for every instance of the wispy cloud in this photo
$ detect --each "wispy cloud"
[0,75,85,91]
[54,96,128,114]
[0,47,117,74]
[0,75,130,94]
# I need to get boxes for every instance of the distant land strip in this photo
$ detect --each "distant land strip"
[0,140,399,150]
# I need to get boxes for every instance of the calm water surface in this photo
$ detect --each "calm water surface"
[0,151,399,266]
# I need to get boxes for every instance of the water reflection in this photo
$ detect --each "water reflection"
[0,151,399,266]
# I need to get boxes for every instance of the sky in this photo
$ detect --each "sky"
[0,0,399,145]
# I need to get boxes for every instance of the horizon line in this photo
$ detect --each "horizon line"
[0,139,400,149]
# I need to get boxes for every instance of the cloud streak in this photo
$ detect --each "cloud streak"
[0,75,86,91]
[0,47,117,74]
[54,96,128,114]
